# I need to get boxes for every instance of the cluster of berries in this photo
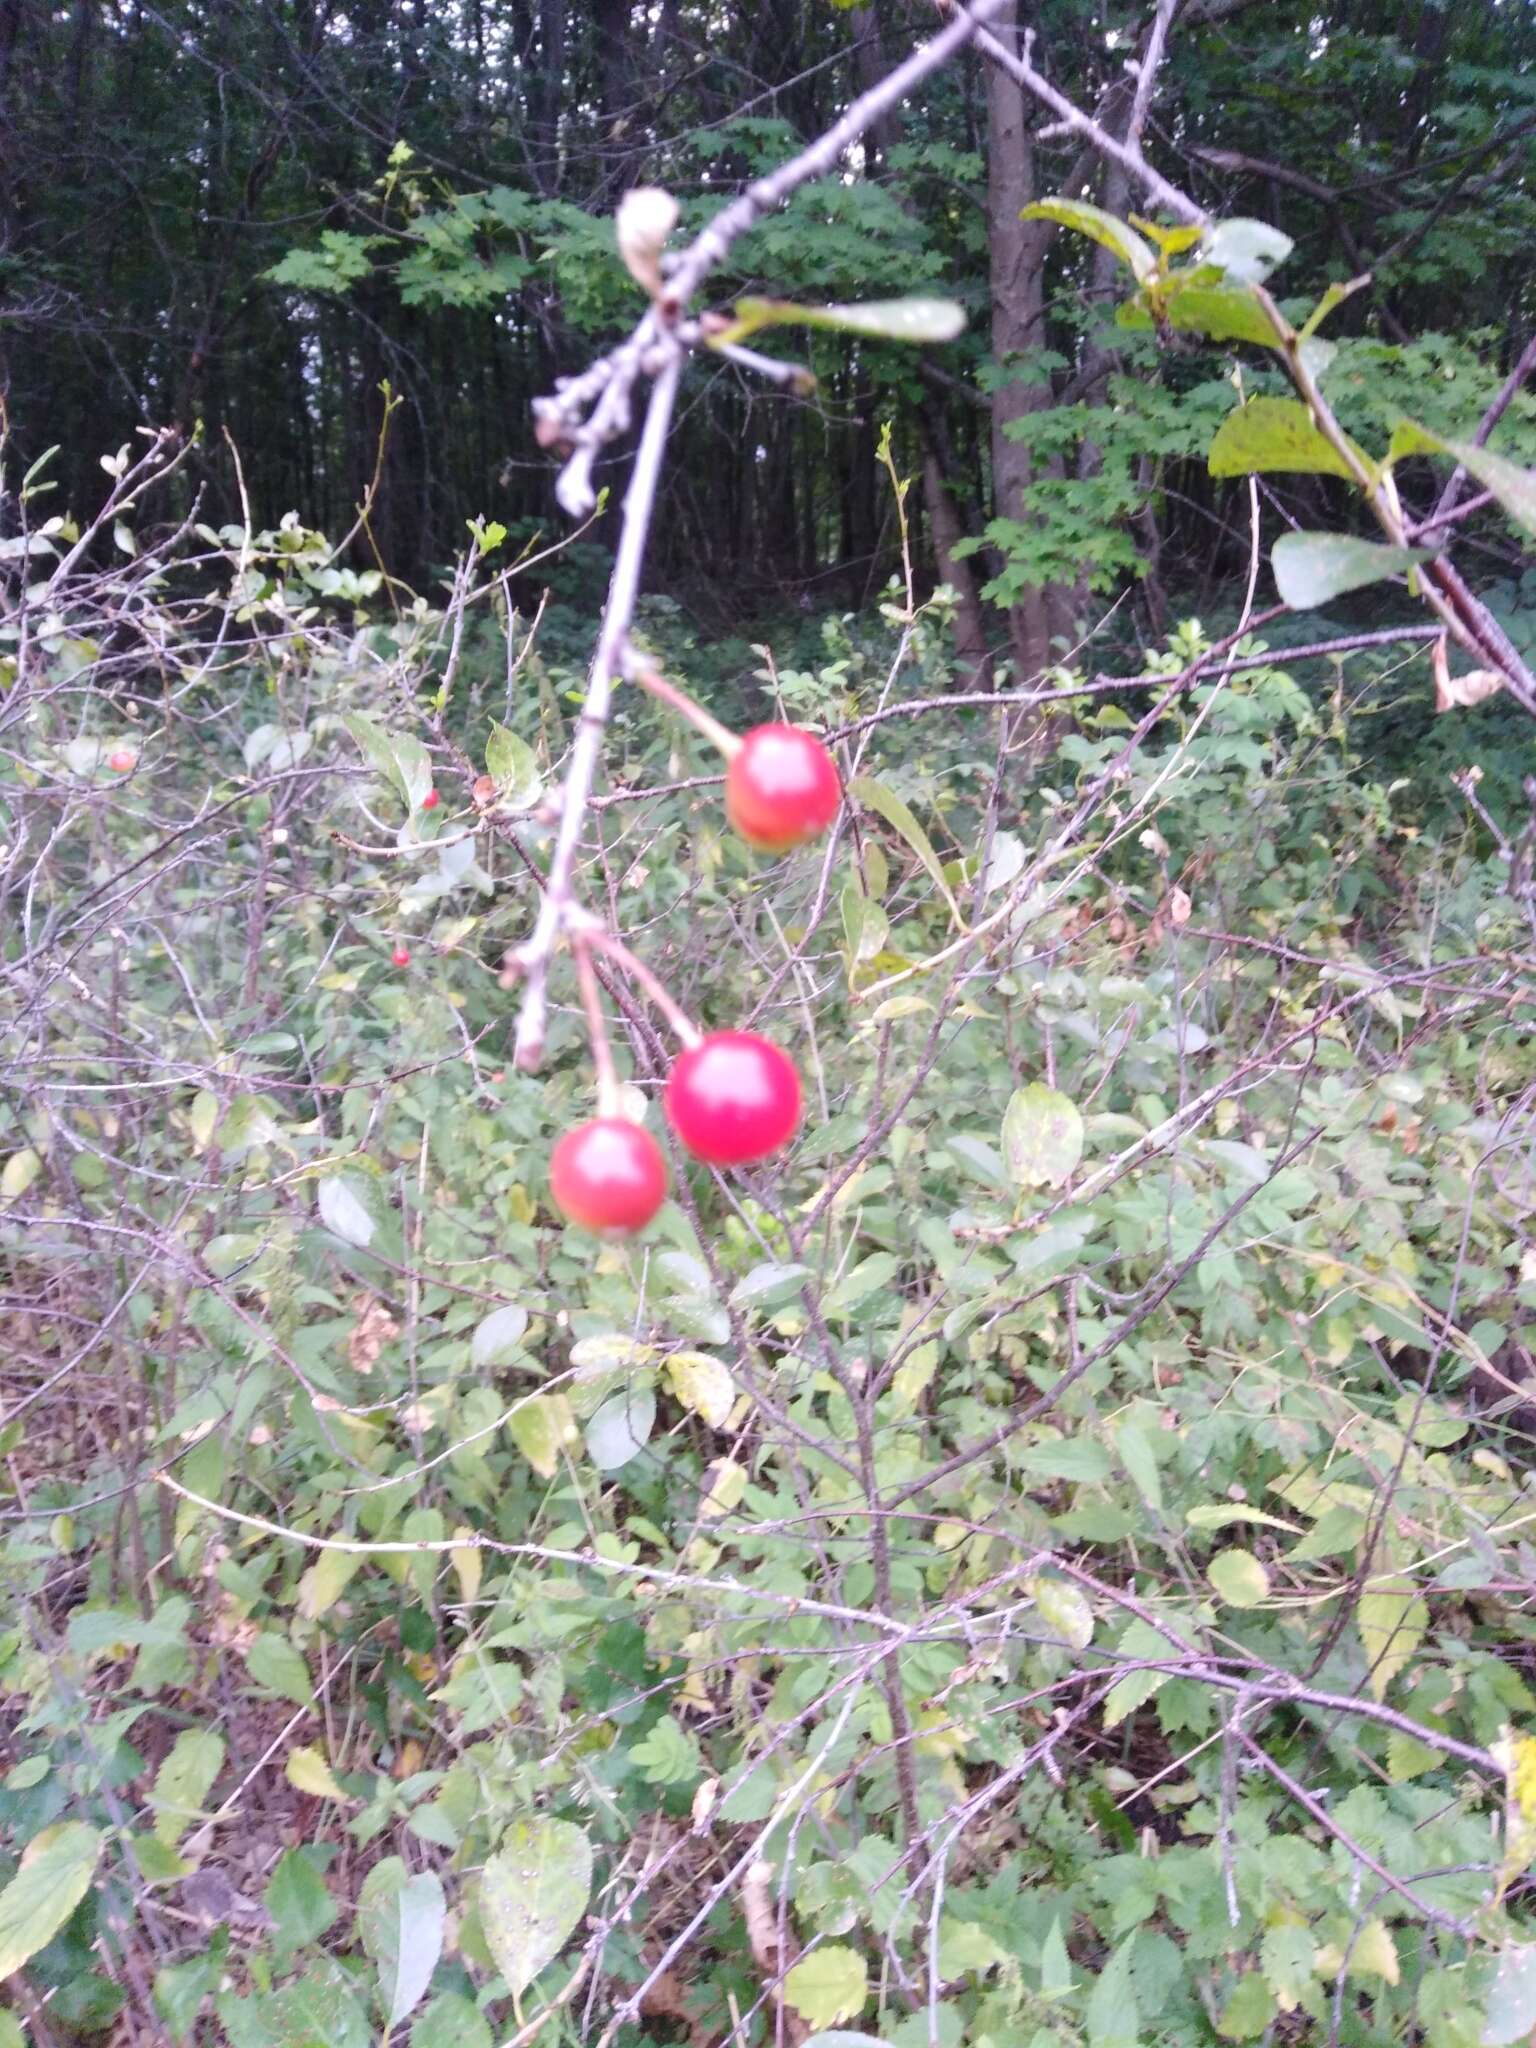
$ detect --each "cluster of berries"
[550,724,838,1235]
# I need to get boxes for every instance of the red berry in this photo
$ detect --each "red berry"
[550,1118,667,1236]
[665,1032,801,1166]
[421,789,440,810]
[391,944,411,967]
[107,748,136,774]
[725,725,840,853]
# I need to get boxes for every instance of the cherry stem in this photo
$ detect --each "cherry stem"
[572,936,623,1119]
[623,647,742,761]
[577,921,703,1050]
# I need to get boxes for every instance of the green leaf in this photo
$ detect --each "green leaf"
[1271,531,1429,609]
[1085,1935,1140,2048]
[1039,1917,1075,1996]
[1207,1550,1270,1607]
[1202,217,1294,284]
[246,1631,313,1709]
[1021,1438,1111,1482]
[801,2037,890,2048]
[849,776,964,929]
[1357,1580,1427,1700]
[584,1385,656,1469]
[1125,280,1286,347]
[1484,1946,1536,2046]
[151,1730,225,1845]
[484,722,543,809]
[1219,1973,1276,2039]
[470,1303,530,1366]
[358,1860,446,2029]
[730,1261,812,1308]
[1390,420,1536,539]
[1027,1574,1094,1649]
[0,1821,102,1979]
[629,1714,703,1787]
[1208,397,1366,482]
[480,1819,593,1998]
[1260,1922,1315,2000]
[154,1930,228,2042]
[719,296,965,346]
[1023,199,1156,283]
[265,1847,338,1957]
[412,1993,494,2048]
[1002,1083,1084,1189]
[1,1148,41,1202]
[345,713,432,808]
[1186,1503,1301,1535]
[296,1547,364,1620]
[317,1175,375,1249]
[784,1945,869,2030]
[1117,1425,1162,1514]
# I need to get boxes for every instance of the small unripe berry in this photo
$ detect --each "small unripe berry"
[550,1117,667,1236]
[725,725,840,853]
[107,748,137,774]
[665,1031,801,1166]
[421,789,440,810]
[391,944,411,967]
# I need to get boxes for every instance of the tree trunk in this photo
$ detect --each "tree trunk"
[985,0,1069,682]
[918,405,991,686]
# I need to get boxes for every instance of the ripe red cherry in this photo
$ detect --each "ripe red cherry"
[107,748,136,774]
[421,789,440,810]
[665,1032,801,1166]
[550,1118,667,1235]
[391,944,411,967]
[725,725,840,853]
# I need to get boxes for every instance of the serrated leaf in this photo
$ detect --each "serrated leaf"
[630,1714,702,1787]
[0,1822,102,1978]
[265,1847,338,1955]
[1271,531,1428,609]
[1208,397,1367,482]
[1023,199,1156,282]
[359,1860,445,2028]
[508,1393,573,1479]
[1357,1580,1426,1700]
[1207,1549,1270,1607]
[1390,420,1536,539]
[317,1176,375,1249]
[286,1744,350,1802]
[480,1819,592,1998]
[1351,1918,1399,1984]
[246,1631,313,1709]
[665,1351,735,1429]
[849,775,963,929]
[471,1303,529,1366]
[151,1730,225,1845]
[1002,1083,1084,1189]
[1260,1921,1314,2001]
[1085,1935,1140,2047]
[783,1945,869,2030]
[584,1386,656,1469]
[1027,1574,1094,1649]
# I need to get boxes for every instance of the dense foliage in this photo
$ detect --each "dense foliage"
[3,2,1536,2044]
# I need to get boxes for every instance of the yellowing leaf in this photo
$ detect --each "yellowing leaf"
[1,1149,41,1203]
[1208,397,1368,482]
[849,775,964,930]
[1349,1918,1399,1985]
[783,1945,869,2030]
[1357,1580,1427,1701]
[285,1744,352,1802]
[151,1730,225,1845]
[296,1546,364,1620]
[450,1527,482,1606]
[480,1819,592,1998]
[1027,1574,1094,1649]
[665,1351,735,1429]
[0,1822,102,1980]
[1207,1549,1270,1608]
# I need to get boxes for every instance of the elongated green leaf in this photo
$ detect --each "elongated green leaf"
[1358,1580,1427,1700]
[151,1730,225,1845]
[0,1822,102,1979]
[849,776,964,929]
[1389,419,1536,539]
[359,1860,446,2028]
[1023,199,1156,283]
[345,714,432,808]
[1208,397,1367,482]
[1271,531,1429,609]
[718,296,965,347]
[584,1385,656,1469]
[480,1819,592,1998]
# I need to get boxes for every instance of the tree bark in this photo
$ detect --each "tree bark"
[985,0,1070,681]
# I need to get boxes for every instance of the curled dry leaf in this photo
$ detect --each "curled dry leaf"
[347,1293,399,1376]
[1433,629,1506,711]
[1168,883,1192,926]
